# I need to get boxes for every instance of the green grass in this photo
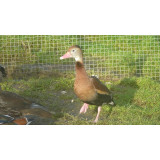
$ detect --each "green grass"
[0,35,160,79]
[1,76,160,125]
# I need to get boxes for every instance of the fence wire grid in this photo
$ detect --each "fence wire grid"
[0,35,160,80]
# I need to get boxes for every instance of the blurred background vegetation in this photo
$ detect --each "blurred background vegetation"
[0,35,160,80]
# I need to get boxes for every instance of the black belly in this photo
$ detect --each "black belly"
[83,93,112,106]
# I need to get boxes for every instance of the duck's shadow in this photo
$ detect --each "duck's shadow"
[111,78,139,106]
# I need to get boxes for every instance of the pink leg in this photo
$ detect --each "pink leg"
[94,106,102,123]
[79,103,89,114]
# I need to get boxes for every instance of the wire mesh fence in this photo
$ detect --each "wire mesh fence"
[0,35,160,80]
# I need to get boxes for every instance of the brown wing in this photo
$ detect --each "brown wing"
[90,76,111,95]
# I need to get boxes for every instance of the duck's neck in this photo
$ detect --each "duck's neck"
[75,55,83,63]
[75,61,88,79]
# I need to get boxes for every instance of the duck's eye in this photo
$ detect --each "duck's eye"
[72,49,75,52]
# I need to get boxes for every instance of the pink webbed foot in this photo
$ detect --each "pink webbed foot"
[94,106,102,123]
[79,103,89,114]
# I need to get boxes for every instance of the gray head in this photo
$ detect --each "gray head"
[60,45,83,63]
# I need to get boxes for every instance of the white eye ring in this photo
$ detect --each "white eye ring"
[72,49,75,52]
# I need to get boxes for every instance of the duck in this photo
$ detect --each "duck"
[60,45,115,123]
[0,86,52,125]
[0,114,32,125]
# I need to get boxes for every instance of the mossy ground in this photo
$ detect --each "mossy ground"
[1,74,160,125]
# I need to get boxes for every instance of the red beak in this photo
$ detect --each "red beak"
[60,52,72,60]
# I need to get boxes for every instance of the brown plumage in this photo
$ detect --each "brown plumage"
[0,114,32,125]
[60,45,115,123]
[0,86,49,125]
[74,62,97,103]
[74,62,113,106]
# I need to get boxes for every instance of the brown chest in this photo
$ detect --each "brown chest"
[74,61,97,102]
[74,78,97,102]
